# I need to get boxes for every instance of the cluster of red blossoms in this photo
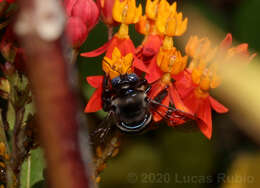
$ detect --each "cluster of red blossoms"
[68,0,255,139]
[0,0,15,3]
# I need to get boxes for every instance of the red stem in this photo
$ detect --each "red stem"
[15,0,93,187]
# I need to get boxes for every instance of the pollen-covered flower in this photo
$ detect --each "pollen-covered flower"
[85,47,138,113]
[112,0,142,25]
[81,0,148,73]
[155,0,188,37]
[103,47,134,79]
[135,0,163,64]
[136,0,187,71]
[81,0,141,57]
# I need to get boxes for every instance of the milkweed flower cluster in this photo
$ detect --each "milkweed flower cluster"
[81,0,255,139]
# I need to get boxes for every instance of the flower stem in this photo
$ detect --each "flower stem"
[108,26,113,40]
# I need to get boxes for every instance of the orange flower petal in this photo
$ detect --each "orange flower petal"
[197,98,212,139]
[148,81,164,99]
[175,70,195,99]
[86,76,103,88]
[84,87,103,113]
[106,36,135,58]
[133,58,149,73]
[153,94,169,122]
[145,58,163,83]
[235,43,249,55]
[220,33,232,49]
[142,35,163,58]
[169,84,191,114]
[81,40,111,57]
[182,90,200,114]
[209,96,228,114]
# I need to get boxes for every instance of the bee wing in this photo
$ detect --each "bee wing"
[149,99,199,131]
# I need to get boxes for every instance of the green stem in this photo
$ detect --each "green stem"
[26,155,31,188]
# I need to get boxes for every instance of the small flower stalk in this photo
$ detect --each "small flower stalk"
[97,0,118,26]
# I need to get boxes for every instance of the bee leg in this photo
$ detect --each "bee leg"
[91,111,113,143]
[102,74,112,112]
[153,88,168,104]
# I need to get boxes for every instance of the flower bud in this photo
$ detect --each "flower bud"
[65,16,88,48]
[97,0,118,26]
[70,0,100,31]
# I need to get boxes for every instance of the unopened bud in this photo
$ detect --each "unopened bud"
[70,0,100,31]
[97,0,118,26]
[65,16,88,48]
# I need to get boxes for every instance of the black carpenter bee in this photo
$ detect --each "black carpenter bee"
[94,72,197,139]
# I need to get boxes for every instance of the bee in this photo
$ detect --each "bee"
[94,72,197,139]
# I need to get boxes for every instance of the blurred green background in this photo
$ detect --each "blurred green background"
[77,0,260,187]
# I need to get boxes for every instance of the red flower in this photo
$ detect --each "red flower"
[65,17,88,48]
[136,35,163,64]
[64,0,100,48]
[64,0,100,31]
[179,76,228,139]
[97,0,118,26]
[178,33,256,139]
[81,32,148,74]
[148,72,191,122]
[84,75,103,113]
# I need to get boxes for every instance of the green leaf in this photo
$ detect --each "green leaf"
[20,148,46,188]
[31,180,46,188]
[7,101,15,131]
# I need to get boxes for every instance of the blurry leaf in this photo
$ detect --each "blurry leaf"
[7,101,15,131]
[222,153,260,188]
[0,110,7,143]
[20,148,45,188]
[23,103,34,123]
[31,180,46,188]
